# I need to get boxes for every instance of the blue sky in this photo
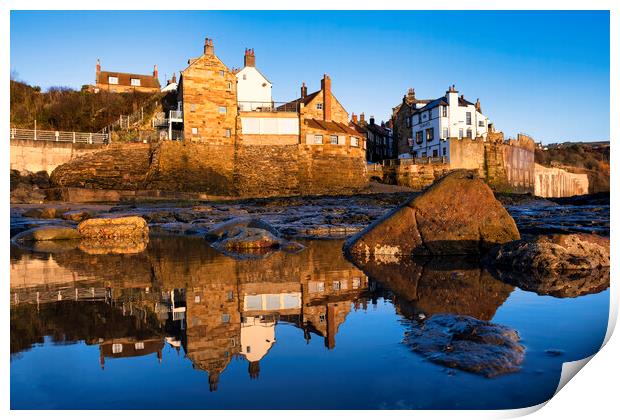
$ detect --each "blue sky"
[10,10,609,143]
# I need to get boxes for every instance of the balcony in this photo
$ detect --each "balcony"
[238,101,299,113]
[169,110,183,122]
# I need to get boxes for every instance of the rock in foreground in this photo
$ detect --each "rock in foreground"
[404,314,525,377]
[491,233,609,273]
[344,170,520,258]
[12,226,81,242]
[206,217,304,257]
[78,216,149,239]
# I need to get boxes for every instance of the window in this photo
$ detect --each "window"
[319,314,326,323]
[225,128,231,138]
[330,135,338,145]
[317,282,325,292]
[352,277,361,289]
[422,152,427,158]
[134,342,144,350]
[466,112,472,125]
[442,127,449,139]
[227,290,234,301]
[467,129,473,139]
[227,81,232,91]
[191,127,198,135]
[351,136,359,147]
[415,131,423,144]
[112,343,123,354]
[219,106,227,114]
[443,147,447,156]
[194,295,201,303]
[130,78,141,87]
[108,76,118,85]
[432,149,438,157]
[246,346,251,353]
[316,103,323,110]
[221,314,230,323]
[333,281,341,291]
[442,106,447,117]
[219,70,225,77]
[412,151,418,158]
[426,128,434,142]
[242,74,247,80]
[478,120,484,127]
[458,128,464,139]
[314,135,323,144]
[190,104,196,112]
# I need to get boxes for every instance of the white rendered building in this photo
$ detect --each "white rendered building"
[236,48,273,111]
[410,86,490,159]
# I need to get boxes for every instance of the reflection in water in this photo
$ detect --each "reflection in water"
[9,236,610,409]
[10,238,370,391]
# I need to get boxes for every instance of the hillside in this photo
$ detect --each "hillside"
[535,142,610,193]
[10,79,156,133]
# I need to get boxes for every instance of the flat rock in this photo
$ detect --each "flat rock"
[12,225,81,242]
[77,216,149,239]
[490,233,609,273]
[344,170,520,258]
[404,314,525,377]
[205,217,281,242]
[61,210,93,222]
[22,207,59,219]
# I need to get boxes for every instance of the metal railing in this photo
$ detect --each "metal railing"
[239,101,299,113]
[169,110,183,120]
[380,156,447,166]
[10,127,109,144]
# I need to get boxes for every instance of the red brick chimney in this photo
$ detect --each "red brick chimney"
[244,48,256,67]
[96,58,101,73]
[351,113,358,123]
[204,37,214,55]
[321,74,332,121]
[96,59,101,84]
[301,82,307,99]
[153,64,158,78]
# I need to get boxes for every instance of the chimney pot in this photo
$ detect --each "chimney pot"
[204,37,215,55]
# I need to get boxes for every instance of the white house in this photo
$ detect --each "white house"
[410,85,490,160]
[236,48,273,111]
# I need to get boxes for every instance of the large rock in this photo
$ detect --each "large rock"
[61,210,93,223]
[77,216,149,239]
[490,233,609,273]
[12,226,81,242]
[344,170,520,258]
[404,314,525,377]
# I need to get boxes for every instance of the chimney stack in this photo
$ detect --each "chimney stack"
[204,37,214,55]
[370,116,375,126]
[171,72,176,84]
[321,74,332,121]
[360,112,365,123]
[96,58,101,73]
[244,48,256,67]
[351,113,358,123]
[301,82,307,98]
[153,64,158,78]
[475,98,482,113]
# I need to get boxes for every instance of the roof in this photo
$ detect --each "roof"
[349,121,368,135]
[305,118,360,136]
[97,70,160,88]
[366,122,391,137]
[278,90,321,110]
[412,95,475,115]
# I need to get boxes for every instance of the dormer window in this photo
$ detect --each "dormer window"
[130,78,141,87]
[108,76,118,85]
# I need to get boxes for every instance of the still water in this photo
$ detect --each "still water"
[10,236,609,410]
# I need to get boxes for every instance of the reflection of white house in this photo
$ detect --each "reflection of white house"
[410,85,490,160]
[243,292,301,312]
[236,48,273,111]
[240,316,276,362]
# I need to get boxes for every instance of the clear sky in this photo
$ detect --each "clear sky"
[10,10,609,143]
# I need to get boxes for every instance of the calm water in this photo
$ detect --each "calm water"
[10,236,609,410]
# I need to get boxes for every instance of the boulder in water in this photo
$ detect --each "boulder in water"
[78,216,149,239]
[12,225,81,242]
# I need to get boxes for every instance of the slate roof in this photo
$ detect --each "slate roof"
[305,118,360,136]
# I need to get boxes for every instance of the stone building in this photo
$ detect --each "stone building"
[93,59,161,93]
[391,88,432,158]
[350,113,394,163]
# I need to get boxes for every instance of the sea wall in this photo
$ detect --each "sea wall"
[534,163,589,197]
[10,139,105,175]
[49,140,367,200]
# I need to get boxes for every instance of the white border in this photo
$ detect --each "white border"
[2,1,617,419]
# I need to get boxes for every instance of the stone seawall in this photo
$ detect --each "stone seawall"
[10,139,105,175]
[534,163,589,197]
[49,140,368,200]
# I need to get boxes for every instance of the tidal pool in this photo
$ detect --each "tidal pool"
[10,236,609,409]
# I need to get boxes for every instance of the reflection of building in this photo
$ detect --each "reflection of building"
[99,337,163,369]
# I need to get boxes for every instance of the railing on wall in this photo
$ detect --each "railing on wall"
[239,101,300,113]
[10,127,109,144]
[380,156,447,166]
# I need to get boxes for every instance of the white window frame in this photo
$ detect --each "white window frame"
[314,135,323,144]
[108,76,118,85]
[112,343,123,354]
[134,342,145,350]
[192,127,198,135]
[330,135,338,145]
[351,136,359,147]
[219,106,227,114]
[130,78,141,87]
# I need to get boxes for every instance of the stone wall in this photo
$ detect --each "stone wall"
[10,139,105,175]
[534,163,589,197]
